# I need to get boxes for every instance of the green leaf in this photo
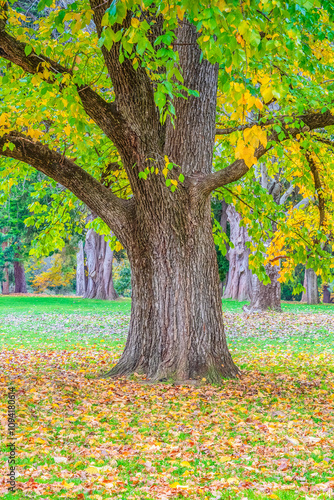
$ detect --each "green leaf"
[25,45,33,56]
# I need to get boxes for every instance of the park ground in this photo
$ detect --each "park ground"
[0,296,334,499]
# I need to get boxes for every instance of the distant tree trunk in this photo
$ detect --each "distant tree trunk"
[223,205,252,301]
[1,228,9,295]
[243,263,282,313]
[84,228,118,300]
[14,258,27,293]
[306,268,319,304]
[1,268,9,294]
[300,272,307,303]
[76,240,86,296]
[323,284,331,304]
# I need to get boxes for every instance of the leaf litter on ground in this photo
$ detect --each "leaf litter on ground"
[0,297,333,499]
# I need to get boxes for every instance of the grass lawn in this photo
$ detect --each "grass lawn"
[0,296,333,499]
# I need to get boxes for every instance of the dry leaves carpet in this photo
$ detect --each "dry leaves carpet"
[0,297,333,500]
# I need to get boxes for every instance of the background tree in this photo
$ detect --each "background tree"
[1,0,334,381]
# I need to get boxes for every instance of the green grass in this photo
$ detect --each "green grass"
[0,294,332,314]
[0,295,132,314]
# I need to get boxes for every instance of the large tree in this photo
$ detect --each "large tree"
[1,0,334,381]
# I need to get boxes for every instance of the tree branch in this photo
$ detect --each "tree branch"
[305,151,325,229]
[200,110,334,196]
[279,184,294,205]
[89,0,160,141]
[0,132,134,245]
[0,17,125,142]
[215,110,334,137]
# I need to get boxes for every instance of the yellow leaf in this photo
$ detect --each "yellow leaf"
[180,461,191,467]
[170,482,180,488]
[64,125,71,135]
[203,36,210,42]
[155,167,159,174]
[261,85,273,103]
[170,179,178,186]
[131,18,140,28]
[254,98,264,110]
[115,241,123,252]
[182,470,192,477]
[176,5,185,20]
[61,481,75,489]
[220,456,231,462]
[35,437,46,444]
[227,477,239,485]
[85,466,101,474]
[0,113,8,126]
[162,167,168,178]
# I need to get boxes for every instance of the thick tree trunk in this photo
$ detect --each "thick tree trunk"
[322,284,331,304]
[14,258,27,293]
[306,268,319,304]
[76,240,86,296]
[106,200,239,382]
[223,205,252,301]
[243,263,282,313]
[84,229,118,300]
[103,20,239,382]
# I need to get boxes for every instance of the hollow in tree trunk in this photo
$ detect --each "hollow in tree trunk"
[14,257,27,293]
[243,263,282,313]
[84,228,118,300]
[223,205,252,301]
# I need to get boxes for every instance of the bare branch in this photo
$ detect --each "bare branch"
[0,132,134,245]
[293,197,312,210]
[279,184,294,205]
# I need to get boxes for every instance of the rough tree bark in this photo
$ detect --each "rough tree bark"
[14,257,27,293]
[223,205,252,301]
[2,1,334,380]
[243,263,282,313]
[1,266,9,294]
[76,240,86,296]
[84,229,118,300]
[322,284,331,304]
[306,268,319,305]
